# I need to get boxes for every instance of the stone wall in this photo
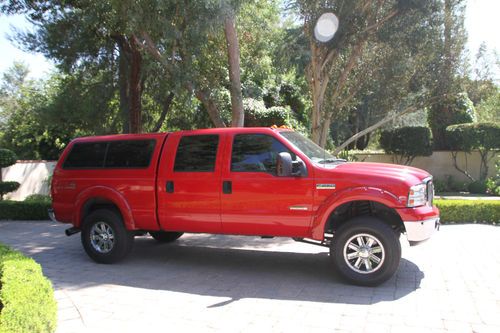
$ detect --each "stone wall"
[353,151,498,182]
[1,161,57,201]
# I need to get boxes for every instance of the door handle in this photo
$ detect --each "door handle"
[222,181,232,194]
[166,181,174,193]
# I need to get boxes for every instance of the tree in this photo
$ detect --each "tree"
[291,0,442,147]
[427,0,469,149]
[224,7,244,126]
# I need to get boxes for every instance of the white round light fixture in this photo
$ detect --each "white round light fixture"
[314,12,339,43]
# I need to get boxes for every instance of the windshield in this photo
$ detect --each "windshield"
[279,131,341,164]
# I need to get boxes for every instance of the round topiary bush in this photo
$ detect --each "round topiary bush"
[0,149,17,169]
[379,126,433,165]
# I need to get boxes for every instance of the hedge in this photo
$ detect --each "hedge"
[435,199,500,225]
[379,126,433,164]
[0,201,51,220]
[445,122,500,151]
[0,244,57,333]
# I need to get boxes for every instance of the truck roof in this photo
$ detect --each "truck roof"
[70,127,293,142]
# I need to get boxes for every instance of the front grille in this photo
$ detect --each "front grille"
[426,180,434,205]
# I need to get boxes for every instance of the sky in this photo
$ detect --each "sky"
[0,0,499,80]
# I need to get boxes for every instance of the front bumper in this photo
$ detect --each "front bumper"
[404,218,440,245]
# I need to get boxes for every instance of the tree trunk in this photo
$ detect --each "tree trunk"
[128,36,143,133]
[195,89,227,128]
[152,92,175,132]
[224,13,244,127]
[114,35,131,134]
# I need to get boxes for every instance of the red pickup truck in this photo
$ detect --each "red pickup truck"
[50,127,439,286]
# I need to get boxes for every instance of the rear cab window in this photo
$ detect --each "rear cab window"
[63,139,156,169]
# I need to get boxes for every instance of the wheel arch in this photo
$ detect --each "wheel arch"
[75,186,135,230]
[311,187,405,240]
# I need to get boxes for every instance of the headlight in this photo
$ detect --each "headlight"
[408,183,426,207]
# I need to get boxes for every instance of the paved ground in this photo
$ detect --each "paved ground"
[0,221,499,333]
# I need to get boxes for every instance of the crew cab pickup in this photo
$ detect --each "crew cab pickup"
[50,127,439,286]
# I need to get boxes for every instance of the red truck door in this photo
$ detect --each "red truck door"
[157,132,223,233]
[221,132,314,237]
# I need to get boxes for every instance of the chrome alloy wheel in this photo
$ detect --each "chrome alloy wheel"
[90,222,115,254]
[343,233,385,274]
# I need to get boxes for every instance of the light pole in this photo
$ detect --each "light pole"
[314,12,339,43]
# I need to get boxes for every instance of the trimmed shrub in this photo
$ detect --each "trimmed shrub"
[0,201,51,220]
[446,122,500,152]
[446,122,500,180]
[0,183,20,200]
[24,194,52,204]
[379,126,433,165]
[435,199,500,224]
[0,150,17,169]
[0,149,19,200]
[0,243,57,333]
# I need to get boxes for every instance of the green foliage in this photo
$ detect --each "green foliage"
[0,183,20,200]
[24,194,52,204]
[428,93,476,149]
[435,199,500,224]
[467,180,488,194]
[476,90,500,122]
[446,122,500,152]
[0,243,57,333]
[243,98,289,127]
[433,175,468,193]
[0,201,51,220]
[379,126,432,165]
[0,150,17,169]
[486,159,500,195]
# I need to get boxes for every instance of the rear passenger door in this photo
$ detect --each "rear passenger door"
[157,132,223,233]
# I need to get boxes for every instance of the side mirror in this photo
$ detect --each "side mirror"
[277,152,307,177]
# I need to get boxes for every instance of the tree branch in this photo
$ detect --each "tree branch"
[332,105,418,155]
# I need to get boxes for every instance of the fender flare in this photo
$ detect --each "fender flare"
[74,186,135,230]
[310,186,404,240]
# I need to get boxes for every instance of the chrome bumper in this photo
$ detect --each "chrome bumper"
[404,218,440,245]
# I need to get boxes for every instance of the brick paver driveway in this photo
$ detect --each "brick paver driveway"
[0,221,499,333]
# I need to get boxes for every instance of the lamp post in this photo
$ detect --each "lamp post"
[314,12,339,43]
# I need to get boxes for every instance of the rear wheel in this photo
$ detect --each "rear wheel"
[330,217,401,286]
[81,209,134,264]
[149,231,183,243]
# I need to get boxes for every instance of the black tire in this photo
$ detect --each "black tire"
[81,209,134,264]
[149,231,184,243]
[330,217,401,286]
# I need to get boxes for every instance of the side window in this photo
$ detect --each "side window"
[174,135,219,172]
[231,134,291,174]
[63,142,107,169]
[105,140,156,168]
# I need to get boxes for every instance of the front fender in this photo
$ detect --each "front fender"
[74,186,135,230]
[310,186,405,240]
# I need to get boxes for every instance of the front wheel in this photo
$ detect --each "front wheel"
[330,217,401,286]
[81,209,134,264]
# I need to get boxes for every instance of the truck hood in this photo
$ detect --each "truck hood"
[332,162,430,185]
[314,162,431,199]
